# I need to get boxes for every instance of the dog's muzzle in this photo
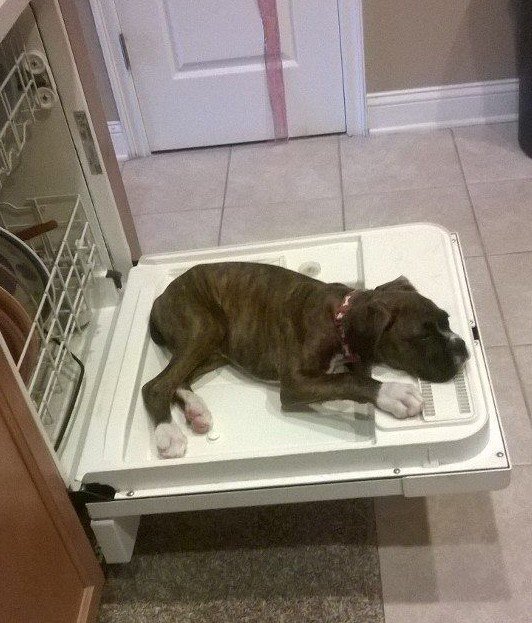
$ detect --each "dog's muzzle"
[447,332,469,368]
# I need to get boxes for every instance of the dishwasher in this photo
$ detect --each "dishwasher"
[0,2,510,564]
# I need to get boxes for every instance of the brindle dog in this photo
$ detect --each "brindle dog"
[143,262,469,458]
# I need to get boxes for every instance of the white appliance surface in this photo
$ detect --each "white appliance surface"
[73,225,508,496]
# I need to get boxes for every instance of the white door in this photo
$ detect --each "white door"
[114,0,346,151]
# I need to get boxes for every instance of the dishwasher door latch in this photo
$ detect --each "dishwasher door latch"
[74,110,103,175]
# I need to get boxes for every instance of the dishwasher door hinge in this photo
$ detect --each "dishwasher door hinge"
[69,482,117,506]
[106,269,123,290]
[119,33,131,71]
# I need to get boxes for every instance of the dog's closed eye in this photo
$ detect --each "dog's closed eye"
[437,314,450,330]
[408,333,433,343]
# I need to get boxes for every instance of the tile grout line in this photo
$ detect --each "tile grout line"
[337,134,347,231]
[132,206,224,218]
[131,191,344,219]
[451,128,532,424]
[222,192,342,212]
[218,147,232,245]
[342,182,473,202]
[488,343,532,350]
[484,249,532,259]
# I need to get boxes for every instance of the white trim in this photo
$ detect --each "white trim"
[338,0,368,135]
[367,79,519,134]
[107,121,129,162]
[107,120,129,161]
[89,0,150,157]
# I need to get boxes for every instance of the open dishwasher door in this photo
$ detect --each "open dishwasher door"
[75,224,509,528]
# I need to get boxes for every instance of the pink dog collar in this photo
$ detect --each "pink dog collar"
[334,291,361,364]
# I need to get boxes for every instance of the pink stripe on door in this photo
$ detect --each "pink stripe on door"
[257,0,288,140]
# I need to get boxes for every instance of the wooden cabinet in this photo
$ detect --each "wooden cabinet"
[0,344,104,623]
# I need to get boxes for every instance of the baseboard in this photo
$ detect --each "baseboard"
[107,121,129,161]
[105,80,518,152]
[367,79,519,134]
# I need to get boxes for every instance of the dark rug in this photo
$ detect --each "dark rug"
[98,498,385,623]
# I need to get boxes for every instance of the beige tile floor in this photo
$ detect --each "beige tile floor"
[121,121,532,622]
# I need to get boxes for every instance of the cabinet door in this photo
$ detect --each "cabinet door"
[0,341,104,623]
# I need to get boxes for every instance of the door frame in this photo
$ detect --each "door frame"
[89,0,368,158]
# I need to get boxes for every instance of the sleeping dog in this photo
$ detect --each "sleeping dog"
[143,262,469,458]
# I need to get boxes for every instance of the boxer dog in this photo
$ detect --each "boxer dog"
[143,262,469,458]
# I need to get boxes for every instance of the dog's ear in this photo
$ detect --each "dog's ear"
[375,276,416,292]
[345,298,393,358]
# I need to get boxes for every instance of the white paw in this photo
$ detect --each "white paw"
[176,389,213,434]
[376,382,424,419]
[155,421,187,458]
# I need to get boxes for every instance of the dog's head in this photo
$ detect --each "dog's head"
[345,277,469,382]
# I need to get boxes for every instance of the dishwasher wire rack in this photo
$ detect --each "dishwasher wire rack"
[1,195,98,448]
[0,28,57,192]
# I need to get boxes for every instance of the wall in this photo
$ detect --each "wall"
[73,1,518,123]
[363,0,517,93]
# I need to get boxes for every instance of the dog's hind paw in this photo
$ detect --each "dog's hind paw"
[176,389,213,434]
[376,382,424,419]
[155,422,187,458]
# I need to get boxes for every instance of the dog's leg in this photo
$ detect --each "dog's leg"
[186,354,228,385]
[143,330,225,457]
[143,355,195,458]
[175,354,227,434]
[280,370,423,418]
[280,370,379,408]
[143,350,213,458]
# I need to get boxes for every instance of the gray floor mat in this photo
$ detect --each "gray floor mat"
[98,499,385,623]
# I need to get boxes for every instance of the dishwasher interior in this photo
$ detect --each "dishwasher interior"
[0,7,119,468]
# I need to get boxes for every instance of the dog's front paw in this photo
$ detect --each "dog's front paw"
[155,422,187,458]
[376,382,424,419]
